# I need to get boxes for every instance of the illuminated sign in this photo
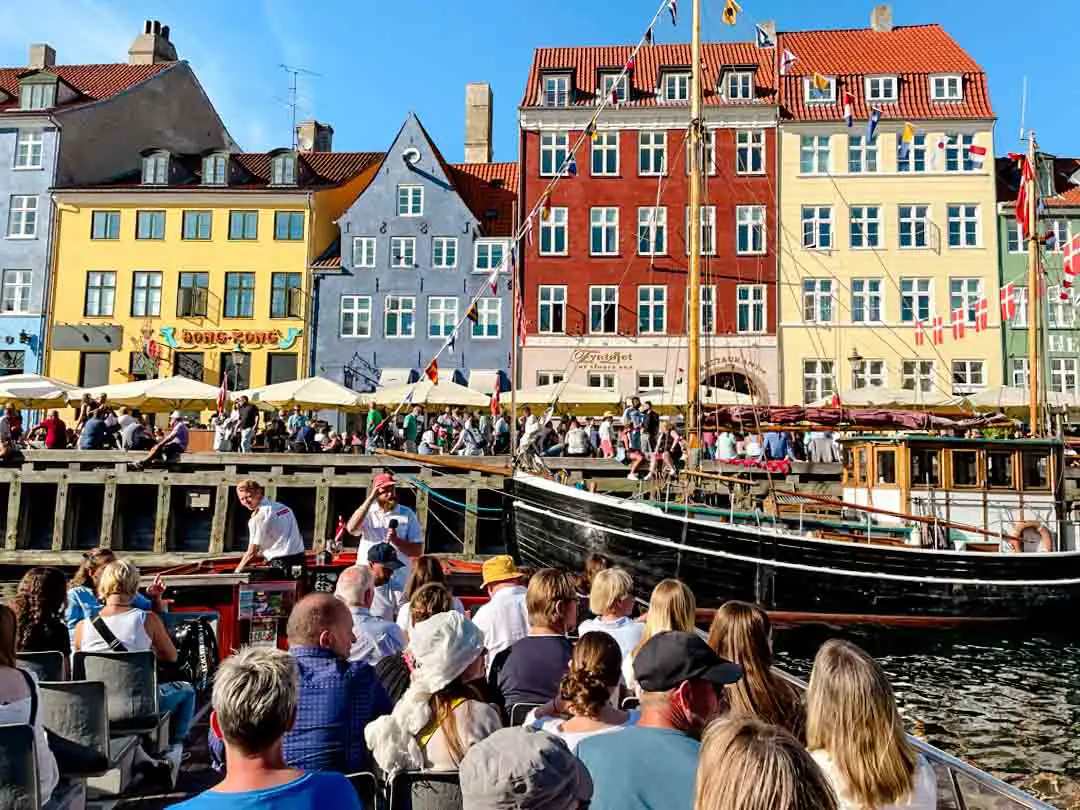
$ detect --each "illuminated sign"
[159,327,303,351]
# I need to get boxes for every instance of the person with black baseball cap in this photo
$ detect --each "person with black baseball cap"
[576,630,742,810]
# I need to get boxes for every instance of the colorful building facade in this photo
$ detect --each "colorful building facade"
[775,19,1000,404]
[518,43,780,401]
[47,133,380,390]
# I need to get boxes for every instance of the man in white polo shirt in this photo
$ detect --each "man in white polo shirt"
[234,479,305,576]
[345,472,423,587]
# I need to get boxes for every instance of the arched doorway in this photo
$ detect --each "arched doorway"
[699,361,769,403]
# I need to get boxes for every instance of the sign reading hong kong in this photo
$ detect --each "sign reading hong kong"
[158,327,303,351]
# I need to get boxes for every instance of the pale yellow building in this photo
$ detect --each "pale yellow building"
[775,18,1000,404]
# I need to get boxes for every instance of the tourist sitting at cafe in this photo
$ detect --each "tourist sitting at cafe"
[693,715,838,810]
[524,632,638,751]
[460,726,593,810]
[13,567,70,663]
[375,582,454,702]
[130,410,189,469]
[489,568,577,710]
[623,578,697,693]
[806,639,936,810]
[395,555,465,637]
[73,560,197,763]
[78,407,117,449]
[333,564,405,666]
[707,600,804,739]
[575,631,742,810]
[577,567,644,662]
[0,603,59,804]
[65,547,163,633]
[28,409,68,449]
[471,555,529,667]
[367,611,500,772]
[175,646,362,810]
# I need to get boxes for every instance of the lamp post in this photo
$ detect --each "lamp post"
[848,348,864,389]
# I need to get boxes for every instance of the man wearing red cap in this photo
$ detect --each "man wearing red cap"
[345,473,423,581]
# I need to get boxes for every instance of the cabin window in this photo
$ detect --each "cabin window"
[1021,452,1050,490]
[951,450,979,487]
[987,451,1014,488]
[842,446,854,483]
[855,447,868,485]
[910,448,940,487]
[875,449,896,484]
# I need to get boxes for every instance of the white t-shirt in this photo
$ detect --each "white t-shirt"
[248,497,305,559]
[354,502,421,570]
[811,750,937,810]
[524,710,640,753]
[578,616,646,662]
[471,584,529,667]
[370,579,406,622]
[0,669,58,804]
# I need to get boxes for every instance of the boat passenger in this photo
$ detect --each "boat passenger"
[175,647,362,810]
[524,632,639,751]
[623,578,697,693]
[565,418,591,457]
[715,430,738,461]
[367,611,500,772]
[706,600,804,739]
[334,565,405,666]
[763,430,796,462]
[13,567,70,665]
[395,555,466,637]
[743,432,764,459]
[694,715,839,810]
[377,582,454,702]
[470,555,529,668]
[64,547,163,633]
[807,639,937,810]
[233,480,305,576]
[577,567,644,662]
[0,603,59,804]
[345,471,423,585]
[575,631,741,810]
[365,542,407,622]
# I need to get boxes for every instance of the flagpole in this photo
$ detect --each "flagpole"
[1026,132,1041,435]
[686,0,703,461]
[510,200,520,458]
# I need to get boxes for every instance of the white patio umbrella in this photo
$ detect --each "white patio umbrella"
[0,373,80,408]
[513,382,623,407]
[968,386,1080,410]
[810,386,963,409]
[237,376,367,412]
[74,376,223,412]
[370,378,490,408]
[638,382,760,409]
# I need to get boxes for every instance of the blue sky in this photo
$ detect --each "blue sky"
[0,0,1075,162]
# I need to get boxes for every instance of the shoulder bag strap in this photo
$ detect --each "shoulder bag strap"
[17,667,38,726]
[90,614,129,652]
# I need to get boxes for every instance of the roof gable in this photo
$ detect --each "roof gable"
[449,162,518,237]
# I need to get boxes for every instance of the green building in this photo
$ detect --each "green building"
[997,155,1080,394]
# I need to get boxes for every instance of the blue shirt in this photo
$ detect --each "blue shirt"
[79,416,109,449]
[285,647,393,773]
[170,771,360,810]
[65,585,152,632]
[576,726,700,810]
[763,431,793,461]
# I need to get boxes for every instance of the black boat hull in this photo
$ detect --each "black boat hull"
[507,475,1080,624]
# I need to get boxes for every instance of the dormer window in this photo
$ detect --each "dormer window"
[271,153,297,185]
[202,153,228,186]
[599,73,627,104]
[805,74,836,104]
[19,79,56,110]
[662,72,691,102]
[930,74,963,102]
[141,152,169,185]
[721,71,754,101]
[865,76,898,103]
[543,74,571,107]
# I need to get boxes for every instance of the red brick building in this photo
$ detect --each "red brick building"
[518,42,781,401]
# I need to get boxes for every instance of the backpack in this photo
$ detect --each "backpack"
[172,617,220,691]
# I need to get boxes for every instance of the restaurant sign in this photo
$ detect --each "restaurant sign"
[570,349,634,370]
[159,326,303,351]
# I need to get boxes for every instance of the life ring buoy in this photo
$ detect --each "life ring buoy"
[1009,521,1053,553]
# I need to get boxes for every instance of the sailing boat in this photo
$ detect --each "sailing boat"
[503,0,1080,624]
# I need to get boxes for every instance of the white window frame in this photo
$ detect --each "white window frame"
[801,205,833,250]
[590,207,619,256]
[662,72,691,102]
[802,360,835,404]
[900,278,933,323]
[131,270,162,317]
[270,154,296,185]
[898,204,930,249]
[589,285,618,335]
[930,74,963,102]
[397,185,424,217]
[427,296,459,339]
[951,360,985,392]
[340,295,372,338]
[13,130,43,170]
[851,278,884,323]
[1010,358,1029,388]
[802,279,834,324]
[1047,220,1070,253]
[637,206,667,256]
[85,271,116,317]
[722,71,754,101]
[1006,220,1023,253]
[945,134,976,173]
[1050,358,1079,394]
[1047,286,1076,328]
[799,135,830,175]
[686,205,716,256]
[543,74,571,107]
[536,371,565,386]
[141,153,169,185]
[852,359,887,389]
[384,295,416,339]
[637,285,667,335]
[591,132,619,176]
[638,131,667,176]
[847,135,879,173]
[1012,286,1029,327]
[600,73,627,104]
[898,134,927,173]
[850,205,881,249]
[865,76,898,103]
[637,372,666,391]
[19,81,55,111]
[736,205,766,255]
[685,130,716,175]
[390,236,416,268]
[472,297,501,339]
[475,239,509,272]
[699,285,717,335]
[538,285,567,334]
[735,130,765,175]
[947,204,980,248]
[352,237,376,268]
[804,75,836,103]
[0,269,31,314]
[736,284,766,334]
[7,195,38,239]
[202,153,228,186]
[587,372,618,390]
[902,360,936,393]
[432,236,458,269]
[540,207,569,256]
[540,132,569,177]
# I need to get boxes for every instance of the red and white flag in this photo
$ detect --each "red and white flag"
[1064,233,1080,279]
[974,297,989,332]
[1001,283,1017,321]
[951,308,966,340]
[967,143,987,169]
[217,372,228,413]
[514,288,527,340]
[914,320,925,346]
[932,316,945,345]
[1015,155,1033,238]
[842,91,854,127]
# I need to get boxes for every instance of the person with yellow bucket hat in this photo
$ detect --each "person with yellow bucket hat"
[471,555,529,669]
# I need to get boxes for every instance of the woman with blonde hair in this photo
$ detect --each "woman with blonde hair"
[806,639,936,810]
[694,714,837,810]
[707,600,803,738]
[577,567,644,660]
[395,555,465,636]
[623,578,696,691]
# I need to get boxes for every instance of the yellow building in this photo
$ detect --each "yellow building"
[47,123,381,392]
[775,20,1000,404]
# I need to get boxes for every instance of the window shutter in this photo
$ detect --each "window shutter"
[287,287,303,318]
[193,288,209,317]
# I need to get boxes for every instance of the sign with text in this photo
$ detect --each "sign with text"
[159,327,302,351]
[570,349,635,370]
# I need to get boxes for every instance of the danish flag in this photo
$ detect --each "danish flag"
[1000,283,1017,321]
[1064,233,1080,280]
[951,308,966,340]
[914,320,925,346]
[974,297,989,332]
[932,316,945,345]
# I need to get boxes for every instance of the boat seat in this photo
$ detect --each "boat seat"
[389,770,462,810]
[71,651,169,747]
[508,703,542,726]
[16,652,67,683]
[346,771,380,809]
[0,722,86,810]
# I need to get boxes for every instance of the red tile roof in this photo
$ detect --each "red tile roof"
[233,151,384,186]
[0,63,171,112]
[521,43,776,108]
[776,25,992,121]
[450,161,519,237]
[996,155,1080,208]
[1048,186,1080,208]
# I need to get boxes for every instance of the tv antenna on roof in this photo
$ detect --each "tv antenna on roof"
[281,64,322,149]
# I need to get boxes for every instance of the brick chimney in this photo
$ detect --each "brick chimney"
[28,44,56,70]
[128,20,177,65]
[870,4,893,32]
[296,120,334,152]
[464,82,493,164]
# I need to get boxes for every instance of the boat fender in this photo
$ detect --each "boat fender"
[1009,521,1053,553]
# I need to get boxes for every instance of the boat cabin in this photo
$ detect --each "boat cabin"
[839,435,1070,552]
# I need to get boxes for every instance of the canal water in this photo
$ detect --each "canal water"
[775,624,1080,808]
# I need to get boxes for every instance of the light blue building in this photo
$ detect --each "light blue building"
[0,22,229,378]
[312,111,517,399]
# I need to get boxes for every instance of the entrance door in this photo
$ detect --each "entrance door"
[266,353,298,385]
[78,352,109,387]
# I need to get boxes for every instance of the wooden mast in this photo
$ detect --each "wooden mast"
[686,0,704,456]
[1026,133,1040,435]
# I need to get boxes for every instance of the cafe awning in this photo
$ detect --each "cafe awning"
[468,369,502,394]
[379,368,416,387]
